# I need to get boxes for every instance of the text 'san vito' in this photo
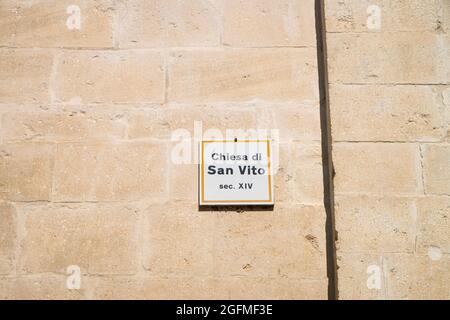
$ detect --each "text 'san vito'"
[199,140,274,205]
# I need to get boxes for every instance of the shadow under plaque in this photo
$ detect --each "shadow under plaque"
[198,205,274,212]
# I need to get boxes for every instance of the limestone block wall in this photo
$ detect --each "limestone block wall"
[0,0,328,299]
[2,0,448,301]
[325,0,450,299]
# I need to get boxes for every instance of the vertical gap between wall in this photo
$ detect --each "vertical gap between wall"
[314,0,339,300]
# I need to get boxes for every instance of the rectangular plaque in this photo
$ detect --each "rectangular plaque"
[199,140,274,205]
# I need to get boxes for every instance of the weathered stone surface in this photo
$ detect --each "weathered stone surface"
[0,276,85,300]
[0,202,16,275]
[335,205,450,302]
[210,277,328,300]
[20,203,139,274]
[333,143,420,194]
[384,254,450,299]
[0,50,52,104]
[169,163,198,202]
[443,0,450,32]
[327,33,449,84]
[117,0,219,47]
[1,110,127,142]
[329,85,445,142]
[326,0,450,301]
[416,197,450,254]
[272,143,292,203]
[87,276,212,299]
[292,143,324,205]
[128,106,257,140]
[88,275,327,299]
[223,0,316,47]
[423,145,450,195]
[143,204,215,276]
[214,206,327,279]
[53,142,168,201]
[335,196,415,253]
[55,50,165,104]
[325,0,444,32]
[337,253,385,300]
[168,49,319,103]
[0,0,114,48]
[271,105,321,142]
[0,0,329,300]
[0,143,54,201]
[444,88,450,141]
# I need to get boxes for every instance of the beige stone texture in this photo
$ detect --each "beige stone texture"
[53,142,168,201]
[337,253,450,300]
[128,103,320,143]
[327,33,449,84]
[384,254,449,300]
[444,0,450,32]
[88,276,327,300]
[1,110,127,142]
[422,144,450,195]
[0,49,53,104]
[87,276,213,299]
[272,143,292,203]
[117,0,219,48]
[292,143,324,205]
[223,0,316,47]
[214,206,327,279]
[330,85,446,142]
[443,87,450,141]
[416,197,450,254]
[144,205,215,276]
[1,0,448,301]
[142,203,327,283]
[0,202,16,275]
[269,105,321,142]
[0,0,330,300]
[168,48,319,103]
[0,0,114,48]
[0,276,85,300]
[335,196,415,253]
[337,253,385,300]
[326,0,450,300]
[333,143,421,195]
[0,143,54,201]
[128,105,257,140]
[325,0,444,32]
[55,50,165,104]
[20,203,139,274]
[209,277,328,300]
[169,163,198,202]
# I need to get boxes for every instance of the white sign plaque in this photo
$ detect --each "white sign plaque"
[199,140,274,205]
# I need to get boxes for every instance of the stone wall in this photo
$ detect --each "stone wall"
[1,0,449,300]
[325,0,449,299]
[0,0,328,299]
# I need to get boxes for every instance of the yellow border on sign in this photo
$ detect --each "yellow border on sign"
[201,140,273,204]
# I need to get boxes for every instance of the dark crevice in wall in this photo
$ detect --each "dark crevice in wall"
[315,0,339,300]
